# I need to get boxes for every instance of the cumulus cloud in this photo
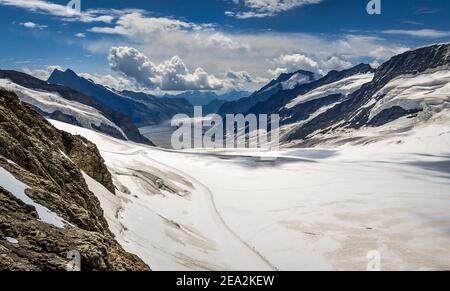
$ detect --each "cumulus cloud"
[226,0,323,18]
[20,21,47,29]
[75,32,86,38]
[269,53,322,76]
[225,70,267,89]
[268,53,356,77]
[108,46,223,91]
[84,10,410,92]
[322,56,353,72]
[23,65,63,80]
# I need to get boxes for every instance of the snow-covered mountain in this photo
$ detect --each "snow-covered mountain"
[237,43,450,147]
[0,78,126,139]
[283,43,450,146]
[218,69,317,115]
[0,70,150,144]
[48,69,193,126]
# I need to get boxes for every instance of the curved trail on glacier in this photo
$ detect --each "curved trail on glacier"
[180,169,279,271]
[103,147,277,270]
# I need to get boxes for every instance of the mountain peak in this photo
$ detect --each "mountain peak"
[47,68,79,83]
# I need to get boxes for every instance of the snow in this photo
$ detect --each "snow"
[51,118,450,271]
[281,72,312,90]
[0,79,126,139]
[5,237,18,244]
[285,73,374,109]
[70,124,273,271]
[279,101,343,142]
[369,69,450,120]
[0,167,66,228]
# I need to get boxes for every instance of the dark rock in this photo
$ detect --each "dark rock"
[0,88,149,271]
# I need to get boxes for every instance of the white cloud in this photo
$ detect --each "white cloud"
[90,12,251,53]
[226,0,323,18]
[370,60,381,69]
[0,0,120,23]
[269,53,322,76]
[88,13,408,83]
[382,29,450,38]
[20,21,47,29]
[75,32,86,38]
[335,35,410,60]
[268,53,363,78]
[86,13,410,91]
[202,33,250,51]
[79,72,141,92]
[225,70,267,89]
[108,46,224,91]
[322,56,353,72]
[23,65,62,80]
[89,12,207,36]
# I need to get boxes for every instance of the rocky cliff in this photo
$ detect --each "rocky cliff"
[0,88,149,271]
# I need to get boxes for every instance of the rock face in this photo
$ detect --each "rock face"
[60,132,116,194]
[248,64,373,117]
[0,88,149,271]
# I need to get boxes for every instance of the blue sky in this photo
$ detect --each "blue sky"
[0,0,449,93]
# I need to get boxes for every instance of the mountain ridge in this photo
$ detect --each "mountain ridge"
[217,69,318,116]
[48,69,193,127]
[0,69,151,145]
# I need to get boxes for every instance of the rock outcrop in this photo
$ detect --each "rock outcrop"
[0,88,149,271]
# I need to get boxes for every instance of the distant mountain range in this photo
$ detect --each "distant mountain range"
[217,69,317,116]
[48,69,193,127]
[223,43,450,147]
[283,43,450,145]
[164,90,251,106]
[1,43,448,148]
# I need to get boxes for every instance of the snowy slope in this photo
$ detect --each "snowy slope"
[52,115,450,271]
[0,79,126,139]
[285,73,374,109]
[369,67,450,121]
[0,167,65,228]
[281,71,317,90]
